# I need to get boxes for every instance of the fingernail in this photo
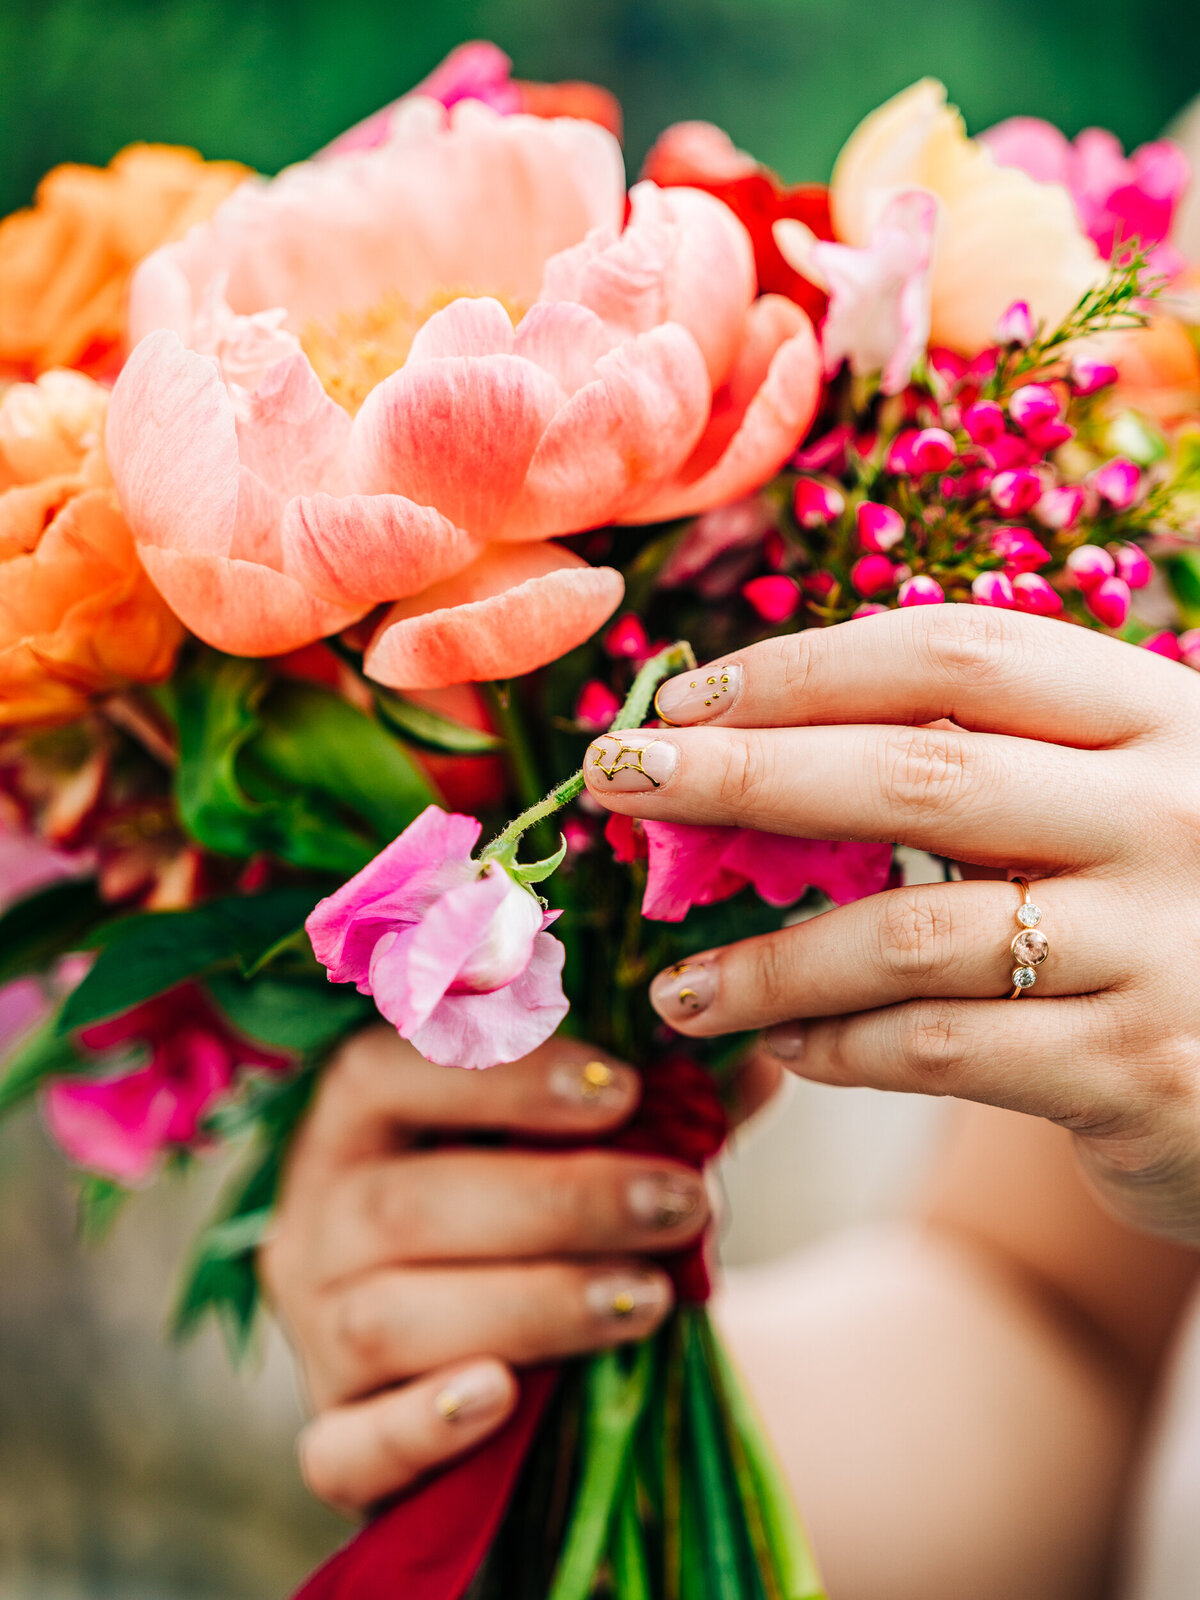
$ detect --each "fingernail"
[655,662,742,724]
[434,1362,511,1425]
[762,1022,806,1063]
[649,958,717,1022]
[585,732,678,793]
[585,1272,670,1323]
[549,1058,637,1112]
[627,1171,705,1229]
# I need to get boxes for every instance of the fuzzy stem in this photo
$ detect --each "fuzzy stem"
[481,641,696,866]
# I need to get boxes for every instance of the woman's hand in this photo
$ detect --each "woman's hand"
[259,1028,715,1516]
[582,605,1200,1245]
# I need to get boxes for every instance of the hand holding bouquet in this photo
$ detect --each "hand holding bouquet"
[3,41,1200,1599]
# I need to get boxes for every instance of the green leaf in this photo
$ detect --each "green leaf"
[510,836,568,887]
[0,877,105,986]
[0,1012,86,1116]
[1165,550,1200,628]
[373,688,504,753]
[683,1313,761,1599]
[204,972,374,1055]
[61,887,321,1033]
[610,1472,653,1600]
[168,654,270,858]
[77,1174,131,1243]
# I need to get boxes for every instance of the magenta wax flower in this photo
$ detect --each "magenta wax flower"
[793,422,854,475]
[1012,572,1064,615]
[910,428,956,474]
[1093,457,1141,511]
[986,435,1035,472]
[962,399,1006,446]
[856,501,905,553]
[992,527,1051,572]
[604,614,651,660]
[1179,629,1200,669]
[1066,544,1116,588]
[742,575,801,623]
[1038,484,1086,531]
[972,571,1016,608]
[1084,576,1132,629]
[793,476,845,528]
[43,985,288,1184]
[1008,384,1061,432]
[886,430,921,475]
[1070,357,1119,396]
[574,680,621,732]
[897,574,944,606]
[1113,543,1153,589]
[640,820,892,922]
[307,807,569,1070]
[990,468,1042,516]
[852,602,889,618]
[994,300,1036,346]
[850,553,898,598]
[1141,630,1183,660]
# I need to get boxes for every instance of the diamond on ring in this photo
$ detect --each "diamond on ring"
[1012,965,1037,990]
[1016,902,1042,928]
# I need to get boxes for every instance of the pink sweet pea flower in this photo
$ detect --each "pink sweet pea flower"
[639,820,891,922]
[43,985,288,1184]
[306,806,569,1070]
[774,188,936,395]
[983,118,1189,280]
[108,103,820,690]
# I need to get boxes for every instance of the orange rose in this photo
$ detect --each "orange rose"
[0,371,183,725]
[0,145,248,377]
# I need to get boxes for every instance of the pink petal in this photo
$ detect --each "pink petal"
[642,822,746,921]
[722,832,891,907]
[43,1069,178,1184]
[280,492,480,605]
[363,544,624,690]
[513,301,615,397]
[980,117,1074,187]
[408,930,569,1068]
[405,295,519,363]
[233,353,352,497]
[625,296,820,523]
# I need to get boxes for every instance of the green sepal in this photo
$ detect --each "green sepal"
[508,836,569,887]
[0,877,105,987]
[76,1173,131,1243]
[373,688,504,753]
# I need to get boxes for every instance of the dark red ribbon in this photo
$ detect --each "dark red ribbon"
[292,1054,727,1600]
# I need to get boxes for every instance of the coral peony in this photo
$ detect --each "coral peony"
[108,102,820,689]
[831,81,1102,354]
[324,40,622,156]
[638,820,891,922]
[44,984,288,1184]
[306,806,569,1069]
[0,145,248,378]
[0,372,183,725]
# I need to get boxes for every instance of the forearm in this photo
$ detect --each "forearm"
[715,1222,1138,1600]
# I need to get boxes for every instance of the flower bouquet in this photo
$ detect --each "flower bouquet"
[3,41,1200,1600]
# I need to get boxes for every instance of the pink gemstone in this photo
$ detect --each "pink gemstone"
[1011,929,1049,966]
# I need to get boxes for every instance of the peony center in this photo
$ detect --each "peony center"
[301,288,524,414]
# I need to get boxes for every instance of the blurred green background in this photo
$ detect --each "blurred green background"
[3,0,1200,214]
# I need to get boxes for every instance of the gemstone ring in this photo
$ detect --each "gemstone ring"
[1008,877,1049,997]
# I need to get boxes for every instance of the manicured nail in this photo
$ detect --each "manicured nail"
[649,958,717,1022]
[655,662,743,725]
[549,1058,637,1112]
[585,1272,670,1323]
[586,732,679,793]
[762,1022,806,1063]
[627,1171,704,1229]
[434,1362,511,1424]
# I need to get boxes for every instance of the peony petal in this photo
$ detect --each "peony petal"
[363,544,624,690]
[106,329,240,557]
[43,1069,177,1185]
[349,353,564,543]
[233,353,352,496]
[406,295,518,363]
[280,491,481,605]
[625,296,820,522]
[512,301,614,397]
[409,930,569,1069]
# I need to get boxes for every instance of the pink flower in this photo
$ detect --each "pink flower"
[983,118,1189,280]
[1084,575,1132,629]
[742,575,801,623]
[604,614,651,660]
[856,501,905,553]
[897,575,944,606]
[1070,357,1119,395]
[109,104,820,689]
[962,399,1006,445]
[911,428,956,473]
[43,985,288,1184]
[306,806,569,1069]
[1037,484,1086,530]
[991,527,1050,571]
[972,571,1016,608]
[994,300,1036,346]
[639,820,892,922]
[1008,384,1060,432]
[1092,457,1141,510]
[1141,629,1182,660]
[1066,544,1116,587]
[574,679,621,731]
[793,476,844,528]
[1012,572,1063,615]
[850,553,898,597]
[1178,629,1200,669]
[990,468,1042,516]
[1113,543,1153,589]
[775,188,936,394]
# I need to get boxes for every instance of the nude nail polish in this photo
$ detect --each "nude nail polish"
[654,662,742,725]
[585,732,679,793]
[434,1362,511,1424]
[627,1171,704,1229]
[549,1058,637,1112]
[649,958,717,1022]
[762,1022,806,1063]
[585,1272,669,1323]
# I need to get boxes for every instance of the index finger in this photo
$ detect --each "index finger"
[653,607,1173,747]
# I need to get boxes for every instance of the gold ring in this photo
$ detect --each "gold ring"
[1008,877,1049,997]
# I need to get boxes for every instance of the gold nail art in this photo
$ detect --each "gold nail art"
[611,1290,637,1318]
[435,1389,463,1420]
[590,736,663,785]
[579,1060,615,1099]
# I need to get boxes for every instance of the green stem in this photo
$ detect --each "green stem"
[481,641,695,866]
[483,682,545,813]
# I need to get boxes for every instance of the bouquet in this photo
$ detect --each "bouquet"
[2,41,1200,1600]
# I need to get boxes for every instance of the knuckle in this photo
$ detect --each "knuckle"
[296,1425,342,1505]
[874,890,950,988]
[336,1283,401,1371]
[747,934,798,1017]
[879,727,969,815]
[917,605,1013,687]
[778,630,821,700]
[716,735,778,818]
[895,1001,965,1093]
